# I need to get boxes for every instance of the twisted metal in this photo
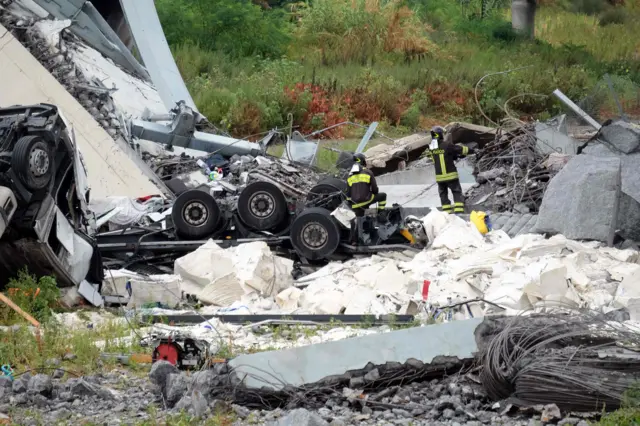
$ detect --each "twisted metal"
[478,310,640,412]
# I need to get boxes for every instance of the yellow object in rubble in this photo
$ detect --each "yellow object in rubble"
[399,228,415,244]
[470,211,489,234]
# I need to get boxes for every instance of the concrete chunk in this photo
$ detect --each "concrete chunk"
[601,121,640,154]
[276,408,329,426]
[536,155,621,245]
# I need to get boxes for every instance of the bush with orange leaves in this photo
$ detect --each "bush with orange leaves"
[285,83,346,137]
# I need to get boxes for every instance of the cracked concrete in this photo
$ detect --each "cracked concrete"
[228,318,483,390]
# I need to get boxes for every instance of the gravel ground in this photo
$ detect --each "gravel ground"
[0,362,594,426]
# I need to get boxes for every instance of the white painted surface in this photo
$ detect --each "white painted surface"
[0,24,162,198]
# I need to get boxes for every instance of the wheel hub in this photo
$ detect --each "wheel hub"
[249,192,275,218]
[183,201,208,227]
[301,222,328,249]
[29,148,49,177]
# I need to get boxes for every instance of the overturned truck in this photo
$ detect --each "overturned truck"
[98,175,424,268]
[0,104,102,287]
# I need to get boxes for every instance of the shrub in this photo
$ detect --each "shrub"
[0,269,59,324]
[295,0,436,66]
[599,7,627,26]
[156,0,291,58]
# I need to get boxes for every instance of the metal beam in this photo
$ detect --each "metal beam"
[553,89,602,130]
[355,121,379,154]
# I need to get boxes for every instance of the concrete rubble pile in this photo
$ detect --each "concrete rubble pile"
[101,208,640,329]
[285,209,640,319]
[537,120,640,244]
[465,124,565,214]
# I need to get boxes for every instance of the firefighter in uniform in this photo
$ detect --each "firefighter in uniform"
[424,125,474,214]
[346,153,387,217]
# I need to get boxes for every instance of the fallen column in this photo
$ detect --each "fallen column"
[228,318,483,390]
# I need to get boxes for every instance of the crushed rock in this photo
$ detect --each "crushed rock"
[1,367,572,426]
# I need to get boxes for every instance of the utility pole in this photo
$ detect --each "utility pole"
[511,0,537,39]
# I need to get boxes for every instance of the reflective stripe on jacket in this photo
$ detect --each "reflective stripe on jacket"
[347,166,378,204]
[428,143,470,182]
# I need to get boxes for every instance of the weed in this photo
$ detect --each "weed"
[0,269,59,324]
[0,318,148,375]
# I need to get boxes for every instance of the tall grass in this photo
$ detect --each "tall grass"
[159,0,640,136]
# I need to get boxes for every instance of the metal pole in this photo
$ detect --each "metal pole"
[552,89,602,130]
[355,121,379,154]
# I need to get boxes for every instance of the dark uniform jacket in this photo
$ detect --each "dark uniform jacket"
[347,165,378,207]
[427,141,471,182]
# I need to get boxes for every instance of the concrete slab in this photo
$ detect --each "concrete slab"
[228,318,483,390]
[377,161,475,186]
[0,24,163,199]
[379,183,475,208]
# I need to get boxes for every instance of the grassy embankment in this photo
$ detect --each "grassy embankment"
[157,0,640,135]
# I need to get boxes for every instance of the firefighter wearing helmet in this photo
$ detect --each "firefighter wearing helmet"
[346,153,387,217]
[424,126,475,214]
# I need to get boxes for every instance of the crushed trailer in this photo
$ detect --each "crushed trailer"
[97,174,425,270]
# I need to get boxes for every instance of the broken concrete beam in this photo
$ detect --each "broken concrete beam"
[0,24,163,198]
[582,143,640,240]
[536,155,621,245]
[601,121,640,154]
[228,318,483,390]
[129,119,262,157]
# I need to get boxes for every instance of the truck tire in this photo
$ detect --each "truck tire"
[171,190,221,239]
[307,177,347,211]
[237,181,287,231]
[12,135,53,191]
[290,207,341,260]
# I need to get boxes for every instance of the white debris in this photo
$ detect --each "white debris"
[275,287,303,311]
[424,210,485,251]
[174,240,293,306]
[101,269,183,308]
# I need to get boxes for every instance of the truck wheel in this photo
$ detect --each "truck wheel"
[307,177,347,211]
[237,181,287,231]
[290,207,341,260]
[12,135,53,191]
[172,190,221,239]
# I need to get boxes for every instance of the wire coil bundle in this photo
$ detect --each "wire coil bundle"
[478,311,640,412]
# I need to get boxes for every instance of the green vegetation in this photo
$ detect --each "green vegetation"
[0,270,149,374]
[595,383,640,425]
[0,268,59,324]
[156,0,640,140]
